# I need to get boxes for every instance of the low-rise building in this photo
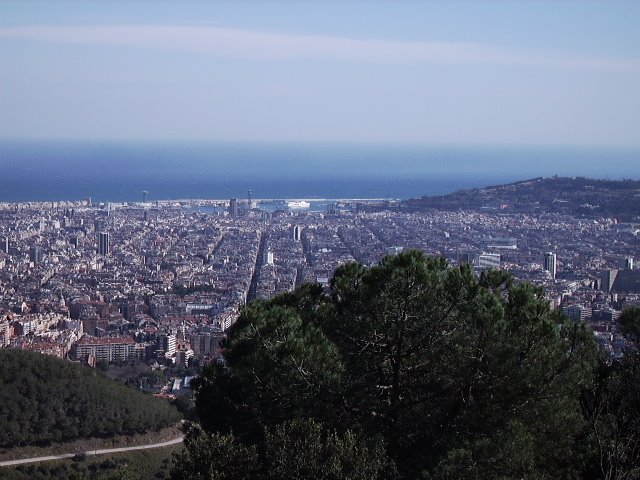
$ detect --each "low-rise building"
[74,336,136,362]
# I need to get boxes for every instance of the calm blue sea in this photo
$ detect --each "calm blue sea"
[0,140,638,202]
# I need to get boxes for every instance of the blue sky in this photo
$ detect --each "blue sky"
[1,1,640,146]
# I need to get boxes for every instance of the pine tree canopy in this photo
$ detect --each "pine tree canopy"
[175,251,639,480]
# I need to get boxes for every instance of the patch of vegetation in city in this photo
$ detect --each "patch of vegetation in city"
[0,349,182,449]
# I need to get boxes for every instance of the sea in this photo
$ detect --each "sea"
[0,140,638,203]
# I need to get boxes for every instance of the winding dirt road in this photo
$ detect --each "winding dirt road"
[0,435,184,467]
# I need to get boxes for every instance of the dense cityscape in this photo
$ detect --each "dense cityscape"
[2,1,639,478]
[1,191,638,396]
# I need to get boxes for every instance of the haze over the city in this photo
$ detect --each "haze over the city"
[1,0,640,148]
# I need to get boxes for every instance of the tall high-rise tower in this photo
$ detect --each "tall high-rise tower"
[29,245,43,263]
[229,198,238,218]
[98,232,110,256]
[544,252,557,279]
[293,225,302,241]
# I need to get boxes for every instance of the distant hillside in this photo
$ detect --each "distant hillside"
[0,349,181,448]
[403,177,640,221]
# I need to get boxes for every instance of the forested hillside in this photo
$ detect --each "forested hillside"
[0,349,181,448]
[403,177,640,221]
[175,251,640,480]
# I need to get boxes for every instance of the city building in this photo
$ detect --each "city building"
[158,333,177,356]
[484,237,517,250]
[293,225,302,241]
[189,332,224,356]
[175,349,194,366]
[601,269,640,294]
[592,308,621,323]
[476,253,501,269]
[229,198,238,218]
[263,249,274,266]
[563,304,591,322]
[544,252,557,280]
[97,231,110,256]
[74,336,136,362]
[29,245,43,264]
[0,318,11,347]
[457,252,473,265]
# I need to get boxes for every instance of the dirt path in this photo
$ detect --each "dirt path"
[0,436,183,467]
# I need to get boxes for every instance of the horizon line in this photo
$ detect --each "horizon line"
[1,176,639,206]
[2,137,640,150]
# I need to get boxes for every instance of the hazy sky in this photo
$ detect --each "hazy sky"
[1,1,640,146]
